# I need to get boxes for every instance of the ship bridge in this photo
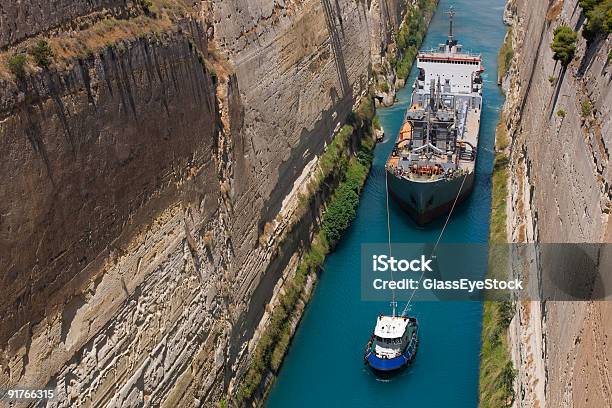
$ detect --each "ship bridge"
[412,7,483,101]
[416,52,482,95]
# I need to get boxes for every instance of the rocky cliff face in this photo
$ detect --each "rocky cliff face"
[501,0,611,406]
[206,0,404,378]
[0,0,129,48]
[0,0,405,406]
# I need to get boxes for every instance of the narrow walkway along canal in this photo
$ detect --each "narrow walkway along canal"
[266,0,507,405]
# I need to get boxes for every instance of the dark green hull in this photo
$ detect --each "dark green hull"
[387,171,475,225]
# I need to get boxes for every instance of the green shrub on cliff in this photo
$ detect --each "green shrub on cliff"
[30,40,54,67]
[498,300,515,328]
[500,360,517,398]
[319,125,353,178]
[322,184,360,244]
[419,0,437,13]
[8,53,27,79]
[550,25,577,67]
[356,97,375,122]
[396,46,418,79]
[140,0,160,17]
[393,0,435,80]
[372,115,382,130]
[480,299,516,408]
[580,0,600,12]
[479,112,516,408]
[581,0,612,40]
[321,142,372,246]
[581,98,593,117]
[497,28,514,80]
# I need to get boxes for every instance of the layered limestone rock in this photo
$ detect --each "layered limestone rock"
[0,0,125,48]
[0,22,228,407]
[0,0,407,406]
[501,0,611,406]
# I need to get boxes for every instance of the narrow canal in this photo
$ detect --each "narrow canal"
[266,0,507,405]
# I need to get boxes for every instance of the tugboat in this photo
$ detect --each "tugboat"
[386,7,484,225]
[364,313,419,375]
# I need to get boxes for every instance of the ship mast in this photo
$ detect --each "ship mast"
[446,6,456,48]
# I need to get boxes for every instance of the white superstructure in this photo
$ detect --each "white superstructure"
[373,315,411,358]
[417,52,482,95]
[412,8,484,111]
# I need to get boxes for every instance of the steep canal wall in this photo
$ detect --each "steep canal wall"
[492,0,611,406]
[0,0,411,406]
[372,0,437,106]
[234,105,378,406]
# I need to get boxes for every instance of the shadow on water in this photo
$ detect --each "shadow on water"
[266,1,507,406]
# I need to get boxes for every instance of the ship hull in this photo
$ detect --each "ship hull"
[364,344,418,376]
[387,171,475,226]
[364,326,419,376]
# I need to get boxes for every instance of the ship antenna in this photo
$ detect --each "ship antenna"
[446,6,456,46]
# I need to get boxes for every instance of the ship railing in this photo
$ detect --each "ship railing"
[419,48,482,59]
[387,163,452,181]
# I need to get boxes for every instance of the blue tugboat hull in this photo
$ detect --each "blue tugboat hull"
[365,353,411,372]
[364,337,418,374]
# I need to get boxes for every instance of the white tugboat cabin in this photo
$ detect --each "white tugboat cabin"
[373,316,412,358]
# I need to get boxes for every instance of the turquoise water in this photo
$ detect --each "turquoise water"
[266,1,506,406]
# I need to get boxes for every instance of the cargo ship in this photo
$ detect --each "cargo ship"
[386,8,483,225]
